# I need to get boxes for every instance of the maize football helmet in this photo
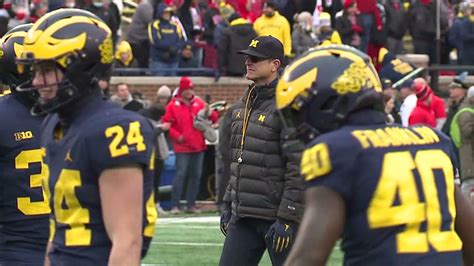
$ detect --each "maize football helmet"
[0,24,33,91]
[276,45,384,143]
[17,8,113,115]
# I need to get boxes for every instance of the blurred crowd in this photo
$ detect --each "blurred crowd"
[1,0,474,77]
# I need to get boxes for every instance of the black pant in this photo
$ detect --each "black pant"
[219,218,291,266]
[129,40,150,68]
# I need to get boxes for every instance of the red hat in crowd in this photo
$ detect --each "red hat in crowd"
[179,76,193,90]
[413,79,433,102]
[343,0,355,9]
[177,76,194,96]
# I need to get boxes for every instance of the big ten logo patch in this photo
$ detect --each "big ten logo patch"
[14,131,34,141]
[98,37,114,64]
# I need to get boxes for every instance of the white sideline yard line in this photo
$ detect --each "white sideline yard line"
[157,225,218,229]
[150,241,340,250]
[157,216,220,224]
[151,241,223,246]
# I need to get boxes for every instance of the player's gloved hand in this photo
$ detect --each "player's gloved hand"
[265,219,296,253]
[220,210,231,236]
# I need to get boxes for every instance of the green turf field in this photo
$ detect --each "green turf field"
[143,214,343,265]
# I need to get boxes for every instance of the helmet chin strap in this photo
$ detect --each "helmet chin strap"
[30,79,79,116]
[277,108,321,145]
[29,61,107,116]
[13,89,38,109]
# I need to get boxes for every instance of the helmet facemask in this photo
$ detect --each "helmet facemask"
[278,107,320,145]
[279,88,351,144]
[17,54,88,116]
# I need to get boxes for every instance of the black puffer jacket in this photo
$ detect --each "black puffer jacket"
[223,79,305,223]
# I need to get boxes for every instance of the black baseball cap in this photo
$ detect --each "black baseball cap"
[238,35,284,62]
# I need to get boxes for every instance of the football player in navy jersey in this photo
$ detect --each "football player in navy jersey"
[0,24,51,265]
[17,9,157,266]
[274,45,474,266]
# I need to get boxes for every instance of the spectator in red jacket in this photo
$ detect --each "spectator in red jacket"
[413,77,447,130]
[228,0,264,22]
[409,79,436,128]
[161,76,218,214]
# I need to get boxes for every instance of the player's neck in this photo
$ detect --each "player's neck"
[57,90,103,125]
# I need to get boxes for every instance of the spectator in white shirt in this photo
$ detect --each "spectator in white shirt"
[398,79,417,126]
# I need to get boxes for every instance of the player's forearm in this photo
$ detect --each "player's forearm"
[108,237,142,266]
[284,255,326,266]
[284,219,330,266]
[287,187,345,266]
[99,167,144,265]
[44,241,52,266]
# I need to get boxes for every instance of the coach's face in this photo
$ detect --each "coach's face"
[244,55,280,82]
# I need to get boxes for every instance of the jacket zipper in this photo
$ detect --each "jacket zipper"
[238,85,256,164]
[235,85,255,216]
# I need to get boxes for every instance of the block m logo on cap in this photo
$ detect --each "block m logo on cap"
[249,40,260,48]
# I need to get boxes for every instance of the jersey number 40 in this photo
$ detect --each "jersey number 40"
[368,149,462,253]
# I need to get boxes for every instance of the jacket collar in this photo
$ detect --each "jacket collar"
[243,78,278,103]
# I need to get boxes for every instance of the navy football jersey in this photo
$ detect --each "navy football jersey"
[41,99,157,265]
[0,94,50,264]
[301,113,463,265]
